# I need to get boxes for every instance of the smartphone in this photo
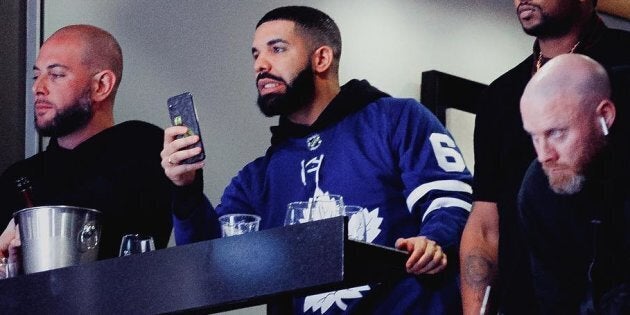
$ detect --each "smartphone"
[167,92,206,164]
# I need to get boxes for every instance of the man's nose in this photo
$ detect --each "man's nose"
[254,54,270,74]
[32,75,47,95]
[536,141,557,164]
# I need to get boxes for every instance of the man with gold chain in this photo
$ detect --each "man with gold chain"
[460,0,630,314]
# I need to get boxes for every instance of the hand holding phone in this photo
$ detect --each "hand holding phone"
[167,92,205,164]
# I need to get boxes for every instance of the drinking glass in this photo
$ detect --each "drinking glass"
[285,198,345,226]
[311,198,344,221]
[285,201,313,226]
[314,194,344,209]
[119,234,155,256]
[0,257,19,279]
[344,205,367,242]
[309,194,344,214]
[313,195,344,221]
[218,213,261,237]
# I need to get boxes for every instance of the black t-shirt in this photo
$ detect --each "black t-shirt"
[473,57,538,313]
[472,23,630,312]
[0,120,173,259]
[517,143,630,313]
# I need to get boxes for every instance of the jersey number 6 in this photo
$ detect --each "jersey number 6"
[429,133,466,172]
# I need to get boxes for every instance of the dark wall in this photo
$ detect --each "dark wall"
[0,1,27,174]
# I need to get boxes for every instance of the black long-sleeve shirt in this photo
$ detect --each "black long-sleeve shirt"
[0,120,173,259]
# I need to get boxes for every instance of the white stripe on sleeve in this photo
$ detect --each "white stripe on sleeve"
[406,180,472,211]
[422,197,472,222]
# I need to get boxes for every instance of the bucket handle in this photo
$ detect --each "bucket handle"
[78,221,100,253]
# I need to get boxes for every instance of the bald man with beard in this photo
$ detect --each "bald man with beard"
[517,54,629,314]
[0,25,173,262]
[460,1,630,313]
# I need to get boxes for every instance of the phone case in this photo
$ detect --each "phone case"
[167,92,206,164]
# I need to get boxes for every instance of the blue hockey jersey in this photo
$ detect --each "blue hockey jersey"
[174,79,472,314]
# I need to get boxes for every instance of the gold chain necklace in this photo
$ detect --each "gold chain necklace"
[536,41,581,72]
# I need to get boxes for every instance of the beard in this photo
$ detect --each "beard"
[256,64,315,117]
[542,128,606,195]
[544,169,586,195]
[35,87,94,138]
[519,4,578,38]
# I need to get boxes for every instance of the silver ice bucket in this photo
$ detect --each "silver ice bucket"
[14,206,102,274]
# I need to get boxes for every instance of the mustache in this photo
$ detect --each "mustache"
[256,72,286,84]
[34,99,54,106]
[517,2,539,13]
[542,162,558,169]
[541,162,569,172]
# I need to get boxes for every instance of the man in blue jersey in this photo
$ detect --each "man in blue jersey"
[162,6,472,314]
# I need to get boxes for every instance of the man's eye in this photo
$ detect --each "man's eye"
[50,73,65,79]
[549,129,565,139]
[273,46,286,53]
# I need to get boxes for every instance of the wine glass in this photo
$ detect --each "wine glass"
[119,234,155,256]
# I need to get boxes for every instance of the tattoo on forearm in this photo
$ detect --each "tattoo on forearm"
[463,253,495,292]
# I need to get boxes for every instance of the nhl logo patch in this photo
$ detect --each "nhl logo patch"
[306,134,322,151]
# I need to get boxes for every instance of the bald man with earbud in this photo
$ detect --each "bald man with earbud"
[517,54,629,314]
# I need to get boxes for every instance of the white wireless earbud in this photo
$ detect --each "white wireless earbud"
[599,116,609,136]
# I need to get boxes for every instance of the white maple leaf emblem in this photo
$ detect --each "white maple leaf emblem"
[347,207,381,243]
[297,191,343,221]
[363,207,381,243]
[303,285,371,313]
[303,208,383,313]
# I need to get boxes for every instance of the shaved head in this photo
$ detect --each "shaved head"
[33,24,123,143]
[520,54,615,194]
[522,54,610,114]
[47,25,123,93]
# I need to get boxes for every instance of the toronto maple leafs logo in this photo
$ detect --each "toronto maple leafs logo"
[306,134,322,151]
[304,285,371,313]
[303,208,383,313]
[299,158,384,313]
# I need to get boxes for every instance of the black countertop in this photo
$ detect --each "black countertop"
[0,217,408,314]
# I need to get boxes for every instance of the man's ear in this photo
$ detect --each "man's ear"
[91,70,117,102]
[311,46,334,74]
[595,99,616,133]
